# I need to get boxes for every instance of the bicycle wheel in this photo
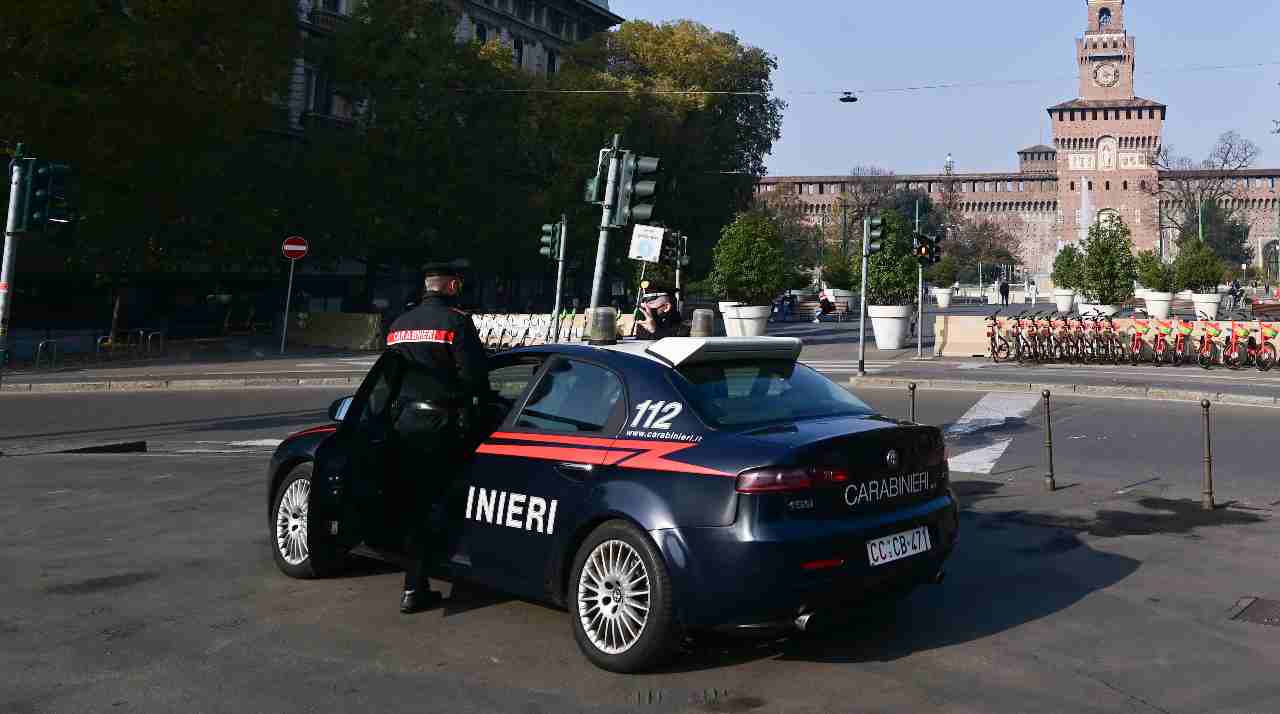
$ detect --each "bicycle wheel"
[1153,340,1168,365]
[994,338,1012,363]
[1129,340,1142,366]
[1110,337,1126,365]
[1170,340,1185,367]
[1198,342,1215,370]
[1224,344,1243,370]
[1258,343,1277,372]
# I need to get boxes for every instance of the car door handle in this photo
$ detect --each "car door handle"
[556,462,595,478]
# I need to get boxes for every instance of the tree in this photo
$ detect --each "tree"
[1135,250,1175,293]
[553,20,786,283]
[0,0,298,330]
[709,212,789,306]
[1080,217,1137,305]
[1175,201,1254,267]
[951,219,1022,279]
[1145,130,1260,242]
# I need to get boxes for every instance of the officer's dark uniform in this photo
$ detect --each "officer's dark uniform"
[385,261,488,614]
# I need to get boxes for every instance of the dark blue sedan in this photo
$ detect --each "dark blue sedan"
[266,336,959,672]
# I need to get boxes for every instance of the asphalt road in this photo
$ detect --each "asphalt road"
[3,388,1280,712]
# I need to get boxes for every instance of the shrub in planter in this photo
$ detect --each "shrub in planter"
[1174,241,1227,295]
[849,211,918,348]
[821,254,855,291]
[926,254,959,287]
[1135,250,1175,293]
[1051,245,1083,292]
[1135,249,1175,317]
[710,213,792,335]
[1080,217,1137,306]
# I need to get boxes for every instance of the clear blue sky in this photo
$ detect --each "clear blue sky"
[608,0,1280,176]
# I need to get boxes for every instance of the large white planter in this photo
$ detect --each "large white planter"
[722,305,771,337]
[868,305,912,350]
[1053,289,1076,313]
[1192,293,1221,320]
[1143,291,1173,319]
[932,287,954,309]
[1079,303,1120,317]
[718,302,743,336]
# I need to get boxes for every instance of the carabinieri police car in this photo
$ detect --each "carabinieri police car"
[266,334,959,673]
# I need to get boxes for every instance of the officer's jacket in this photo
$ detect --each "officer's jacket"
[386,296,488,404]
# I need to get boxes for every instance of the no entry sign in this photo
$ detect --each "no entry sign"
[282,236,309,261]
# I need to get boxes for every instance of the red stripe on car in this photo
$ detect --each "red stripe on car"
[481,432,730,477]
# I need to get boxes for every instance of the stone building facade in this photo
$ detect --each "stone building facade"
[758,0,1280,278]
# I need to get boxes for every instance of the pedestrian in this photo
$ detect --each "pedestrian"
[784,293,796,322]
[998,278,1010,307]
[635,286,688,339]
[814,291,835,323]
[385,260,489,614]
[1027,280,1038,305]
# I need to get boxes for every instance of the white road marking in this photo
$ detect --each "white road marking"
[227,439,284,448]
[945,392,1041,474]
[45,489,71,495]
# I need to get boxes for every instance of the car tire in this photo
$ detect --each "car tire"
[568,520,676,673]
[270,463,345,579]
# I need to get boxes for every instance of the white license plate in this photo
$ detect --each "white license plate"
[866,526,932,566]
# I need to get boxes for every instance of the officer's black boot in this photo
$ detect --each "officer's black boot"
[400,588,442,614]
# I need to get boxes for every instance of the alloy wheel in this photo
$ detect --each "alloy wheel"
[577,539,651,655]
[276,478,310,566]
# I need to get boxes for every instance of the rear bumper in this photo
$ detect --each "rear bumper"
[651,490,960,629]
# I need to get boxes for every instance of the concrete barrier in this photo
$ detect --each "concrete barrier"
[287,312,382,351]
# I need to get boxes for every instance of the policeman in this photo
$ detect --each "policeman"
[635,285,688,340]
[385,260,489,614]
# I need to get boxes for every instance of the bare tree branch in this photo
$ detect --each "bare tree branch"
[1143,130,1260,240]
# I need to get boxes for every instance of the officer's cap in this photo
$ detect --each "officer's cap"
[640,284,676,302]
[422,259,470,278]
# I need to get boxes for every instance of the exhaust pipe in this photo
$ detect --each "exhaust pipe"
[932,569,946,585]
[794,612,815,631]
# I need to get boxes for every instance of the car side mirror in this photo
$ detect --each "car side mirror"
[329,396,354,422]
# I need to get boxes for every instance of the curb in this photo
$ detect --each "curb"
[0,375,361,394]
[848,376,1280,408]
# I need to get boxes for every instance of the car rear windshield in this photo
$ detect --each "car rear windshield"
[672,360,875,429]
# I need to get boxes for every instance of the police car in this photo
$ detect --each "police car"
[267,334,959,673]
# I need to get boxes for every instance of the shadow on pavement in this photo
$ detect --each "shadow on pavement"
[658,479,1272,672]
[0,409,327,443]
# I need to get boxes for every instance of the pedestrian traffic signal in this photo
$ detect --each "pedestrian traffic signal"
[913,234,943,266]
[540,222,562,260]
[614,152,659,226]
[865,213,884,257]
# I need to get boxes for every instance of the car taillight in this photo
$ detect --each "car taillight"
[735,465,849,493]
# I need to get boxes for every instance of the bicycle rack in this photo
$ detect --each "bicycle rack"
[35,339,62,370]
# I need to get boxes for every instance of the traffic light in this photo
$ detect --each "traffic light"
[583,149,609,205]
[865,213,883,257]
[660,231,678,265]
[540,221,562,260]
[913,234,944,266]
[18,160,74,233]
[614,151,659,226]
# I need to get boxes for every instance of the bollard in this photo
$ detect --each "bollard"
[908,383,917,423]
[690,309,715,338]
[1201,399,1215,511]
[1042,390,1056,492]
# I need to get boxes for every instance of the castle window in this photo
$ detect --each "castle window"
[1070,182,1076,191]
[1123,181,1128,191]
[1271,177,1276,190]
[1126,110,1132,120]
[1103,110,1110,120]
[1091,110,1098,120]
[1105,181,1111,191]
[1088,181,1094,191]
[1099,7,1112,29]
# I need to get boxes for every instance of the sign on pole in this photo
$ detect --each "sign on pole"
[628,224,665,264]
[280,236,308,354]
[282,236,309,261]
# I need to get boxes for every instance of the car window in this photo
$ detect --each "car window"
[356,355,402,427]
[673,360,874,429]
[489,359,542,401]
[515,358,624,433]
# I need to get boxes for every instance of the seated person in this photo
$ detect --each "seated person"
[813,291,836,323]
[635,287,688,340]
